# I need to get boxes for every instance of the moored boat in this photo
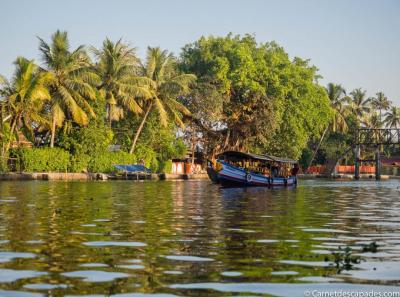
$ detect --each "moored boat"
[207,151,299,187]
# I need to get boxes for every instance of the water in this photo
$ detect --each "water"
[0,179,400,297]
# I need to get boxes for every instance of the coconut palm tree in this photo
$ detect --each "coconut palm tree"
[0,74,9,122]
[370,92,391,122]
[92,38,152,126]
[326,83,350,132]
[306,83,350,171]
[349,88,371,127]
[384,106,400,128]
[129,47,196,154]
[0,57,51,155]
[362,112,383,144]
[38,30,99,147]
[362,112,382,129]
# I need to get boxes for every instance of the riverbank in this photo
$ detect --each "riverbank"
[0,172,210,181]
[298,173,400,180]
[0,172,399,181]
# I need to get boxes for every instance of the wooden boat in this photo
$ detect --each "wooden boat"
[207,151,299,187]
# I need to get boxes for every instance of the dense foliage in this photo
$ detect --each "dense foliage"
[1,31,398,173]
[180,34,332,158]
[17,147,70,172]
[305,83,400,171]
[15,147,138,173]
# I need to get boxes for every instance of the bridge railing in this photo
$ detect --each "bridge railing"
[356,128,400,145]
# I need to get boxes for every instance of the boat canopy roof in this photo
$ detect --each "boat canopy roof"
[266,155,298,164]
[219,151,297,164]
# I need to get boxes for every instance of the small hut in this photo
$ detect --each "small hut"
[172,151,204,174]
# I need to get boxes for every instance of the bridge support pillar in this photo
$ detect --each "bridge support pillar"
[375,146,381,181]
[354,145,360,180]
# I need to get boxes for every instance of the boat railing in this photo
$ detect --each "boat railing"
[218,160,295,178]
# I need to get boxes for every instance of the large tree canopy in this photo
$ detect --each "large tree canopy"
[180,34,332,158]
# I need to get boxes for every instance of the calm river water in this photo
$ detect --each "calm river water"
[0,180,400,297]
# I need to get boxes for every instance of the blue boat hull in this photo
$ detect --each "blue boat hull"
[208,161,297,187]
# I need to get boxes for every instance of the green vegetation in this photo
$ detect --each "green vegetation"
[17,147,70,172]
[305,83,400,171]
[331,246,361,271]
[180,34,331,158]
[0,31,398,173]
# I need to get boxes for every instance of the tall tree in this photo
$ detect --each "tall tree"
[180,34,331,158]
[384,106,400,128]
[0,57,51,155]
[349,88,370,127]
[362,112,384,144]
[362,112,383,129]
[306,83,349,171]
[326,83,350,132]
[371,92,391,122]
[38,30,99,147]
[92,38,152,126]
[129,47,195,154]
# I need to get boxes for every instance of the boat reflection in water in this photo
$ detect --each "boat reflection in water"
[207,151,299,187]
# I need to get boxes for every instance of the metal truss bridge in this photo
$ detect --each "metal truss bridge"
[354,128,400,180]
[356,128,400,145]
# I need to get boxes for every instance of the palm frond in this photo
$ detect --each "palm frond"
[154,97,168,127]
[58,85,88,125]
[52,103,65,127]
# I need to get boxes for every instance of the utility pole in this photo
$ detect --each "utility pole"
[375,145,381,180]
[354,145,360,180]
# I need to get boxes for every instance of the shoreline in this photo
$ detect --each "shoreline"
[0,172,399,181]
[0,172,210,181]
[297,173,400,180]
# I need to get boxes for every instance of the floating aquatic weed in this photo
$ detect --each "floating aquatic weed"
[362,241,378,253]
[331,246,361,271]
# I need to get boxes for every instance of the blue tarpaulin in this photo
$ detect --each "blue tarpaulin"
[114,164,152,173]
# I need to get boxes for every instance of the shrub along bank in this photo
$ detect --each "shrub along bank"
[13,147,172,173]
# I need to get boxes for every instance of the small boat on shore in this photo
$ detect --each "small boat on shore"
[207,151,299,187]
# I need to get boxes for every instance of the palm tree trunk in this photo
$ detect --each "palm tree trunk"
[2,120,17,157]
[191,128,196,173]
[107,103,113,128]
[306,126,328,173]
[4,116,19,155]
[129,101,153,154]
[50,116,56,148]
